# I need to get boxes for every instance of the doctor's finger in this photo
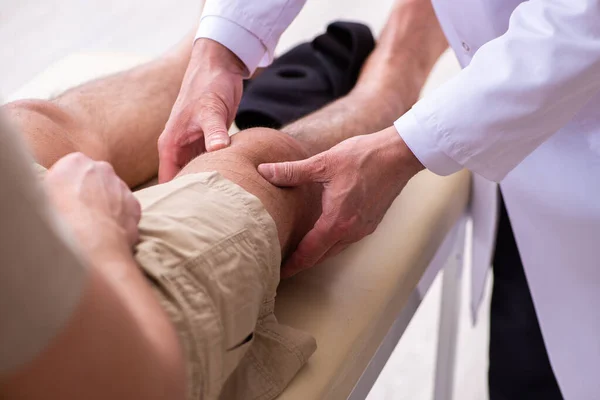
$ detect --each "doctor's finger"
[317,241,353,264]
[201,114,231,152]
[157,150,181,183]
[281,218,339,278]
[258,156,325,188]
[157,131,182,182]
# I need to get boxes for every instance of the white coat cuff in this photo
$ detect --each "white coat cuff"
[195,16,267,77]
[394,111,462,176]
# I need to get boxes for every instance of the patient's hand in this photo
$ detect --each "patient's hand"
[44,153,141,262]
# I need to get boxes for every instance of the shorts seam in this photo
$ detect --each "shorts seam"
[171,230,258,386]
[162,269,223,389]
[256,323,308,365]
[202,174,280,281]
[179,228,251,269]
[246,350,280,400]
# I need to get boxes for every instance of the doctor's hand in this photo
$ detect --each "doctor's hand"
[158,39,246,182]
[258,126,424,277]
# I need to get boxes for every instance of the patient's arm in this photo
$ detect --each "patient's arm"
[2,266,186,400]
[0,152,185,400]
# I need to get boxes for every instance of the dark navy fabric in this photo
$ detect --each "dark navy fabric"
[235,21,375,130]
[489,194,563,400]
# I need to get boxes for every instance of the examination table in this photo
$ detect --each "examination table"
[9,51,469,400]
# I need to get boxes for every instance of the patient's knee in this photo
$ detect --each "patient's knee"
[229,127,312,166]
[180,127,322,252]
[230,128,322,250]
[181,127,312,178]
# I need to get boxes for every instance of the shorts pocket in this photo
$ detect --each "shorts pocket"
[223,332,255,378]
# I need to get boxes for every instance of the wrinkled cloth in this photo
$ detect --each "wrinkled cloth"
[134,172,316,400]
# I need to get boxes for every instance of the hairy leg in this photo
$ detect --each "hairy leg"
[2,35,192,188]
[2,0,444,190]
[283,0,447,153]
[176,1,448,256]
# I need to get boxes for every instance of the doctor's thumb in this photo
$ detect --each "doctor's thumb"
[202,116,231,152]
[258,158,318,187]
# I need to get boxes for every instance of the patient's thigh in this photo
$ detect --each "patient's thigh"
[178,128,321,254]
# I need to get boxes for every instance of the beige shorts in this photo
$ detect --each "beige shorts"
[37,165,315,400]
[134,172,316,400]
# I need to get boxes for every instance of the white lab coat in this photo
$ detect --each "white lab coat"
[197,1,600,397]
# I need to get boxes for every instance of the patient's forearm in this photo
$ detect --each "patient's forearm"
[284,0,447,153]
[1,253,186,400]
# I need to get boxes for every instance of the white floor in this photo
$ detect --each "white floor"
[2,1,493,399]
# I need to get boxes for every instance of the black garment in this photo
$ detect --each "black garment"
[489,194,563,400]
[235,21,375,130]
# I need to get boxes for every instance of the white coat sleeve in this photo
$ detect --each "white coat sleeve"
[394,0,600,182]
[195,0,307,75]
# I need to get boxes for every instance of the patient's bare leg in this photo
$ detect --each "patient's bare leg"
[2,34,193,188]
[176,2,447,255]
[282,0,446,153]
[2,0,443,192]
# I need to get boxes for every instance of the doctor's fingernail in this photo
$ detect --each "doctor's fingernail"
[257,164,274,178]
[210,138,230,150]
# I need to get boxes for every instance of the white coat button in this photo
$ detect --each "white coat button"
[462,41,470,52]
